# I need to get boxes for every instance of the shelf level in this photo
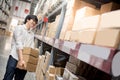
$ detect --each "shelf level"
[35,35,117,74]
[0,19,7,25]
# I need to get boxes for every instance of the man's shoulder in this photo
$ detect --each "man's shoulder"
[14,25,24,30]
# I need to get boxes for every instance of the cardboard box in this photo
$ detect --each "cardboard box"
[94,29,120,48]
[78,29,96,44]
[23,47,39,58]
[36,56,42,80]
[36,55,45,80]
[67,0,95,9]
[0,29,5,35]
[73,15,100,31]
[63,68,70,80]
[70,29,96,44]
[69,55,81,66]
[46,71,55,80]
[69,73,79,80]
[56,75,63,80]
[23,55,38,65]
[40,71,44,80]
[99,10,120,29]
[55,67,64,76]
[64,31,71,41]
[42,51,51,74]
[60,9,75,40]
[5,30,12,36]
[101,2,120,13]
[48,65,56,74]
[66,62,80,75]
[26,62,37,72]
[63,68,79,80]
[70,31,79,42]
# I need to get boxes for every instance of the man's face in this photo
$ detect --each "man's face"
[27,19,37,29]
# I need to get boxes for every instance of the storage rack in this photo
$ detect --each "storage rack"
[0,0,12,31]
[34,0,119,79]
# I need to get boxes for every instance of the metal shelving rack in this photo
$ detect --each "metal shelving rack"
[0,0,12,30]
[34,0,119,79]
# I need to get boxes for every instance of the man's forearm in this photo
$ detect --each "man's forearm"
[17,49,23,61]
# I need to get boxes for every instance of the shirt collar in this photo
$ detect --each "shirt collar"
[23,24,32,33]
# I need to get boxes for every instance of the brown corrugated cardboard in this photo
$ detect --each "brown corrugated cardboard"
[67,0,95,9]
[42,51,51,74]
[101,2,120,14]
[63,68,70,80]
[0,29,5,35]
[94,29,120,48]
[5,30,12,36]
[69,73,79,80]
[56,75,63,80]
[70,29,96,44]
[48,65,56,74]
[99,10,120,29]
[70,31,79,42]
[55,67,64,76]
[78,29,96,44]
[26,62,37,72]
[46,71,55,80]
[23,55,38,65]
[73,15,100,31]
[64,31,72,41]
[17,62,37,72]
[23,47,39,58]
[69,55,81,66]
[36,55,45,80]
[66,62,80,75]
[36,56,42,80]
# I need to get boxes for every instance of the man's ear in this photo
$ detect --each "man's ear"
[26,19,29,22]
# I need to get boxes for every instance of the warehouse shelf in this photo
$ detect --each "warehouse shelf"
[0,19,7,25]
[34,1,120,79]
[47,1,66,18]
[37,1,66,25]
[5,0,11,7]
[35,34,117,74]
[0,6,2,9]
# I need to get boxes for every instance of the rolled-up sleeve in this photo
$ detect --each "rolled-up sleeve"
[14,26,23,49]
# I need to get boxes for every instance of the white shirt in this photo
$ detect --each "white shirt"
[10,24,35,60]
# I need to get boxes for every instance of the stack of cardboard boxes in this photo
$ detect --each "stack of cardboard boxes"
[0,29,12,37]
[17,47,39,72]
[36,51,51,80]
[0,29,5,35]
[94,10,120,48]
[46,65,64,80]
[62,1,120,49]
[63,55,87,80]
[60,0,97,40]
[36,51,65,80]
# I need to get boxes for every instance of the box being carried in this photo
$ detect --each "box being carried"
[17,47,39,72]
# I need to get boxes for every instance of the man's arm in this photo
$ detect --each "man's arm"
[14,26,26,68]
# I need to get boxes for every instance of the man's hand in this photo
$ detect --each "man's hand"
[17,60,26,69]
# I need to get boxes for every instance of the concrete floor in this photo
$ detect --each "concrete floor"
[0,35,36,80]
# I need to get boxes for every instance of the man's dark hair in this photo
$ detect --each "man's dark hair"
[24,15,38,24]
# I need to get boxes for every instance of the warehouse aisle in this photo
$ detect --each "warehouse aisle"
[0,35,36,80]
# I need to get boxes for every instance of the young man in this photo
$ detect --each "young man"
[3,15,38,80]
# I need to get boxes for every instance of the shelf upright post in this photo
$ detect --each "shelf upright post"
[39,17,49,55]
[50,3,67,65]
